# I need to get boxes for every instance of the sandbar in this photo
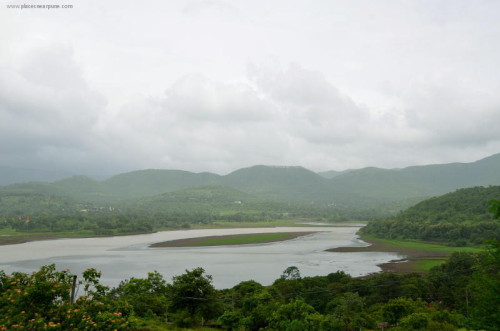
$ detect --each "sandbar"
[150,231,317,247]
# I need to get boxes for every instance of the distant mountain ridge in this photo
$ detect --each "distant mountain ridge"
[329,153,500,203]
[1,153,500,208]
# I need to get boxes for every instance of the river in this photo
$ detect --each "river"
[0,227,400,289]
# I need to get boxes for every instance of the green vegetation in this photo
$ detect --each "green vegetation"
[1,154,499,242]
[413,258,446,271]
[183,233,308,246]
[328,153,500,204]
[0,265,133,330]
[3,152,500,211]
[361,186,500,245]
[1,172,499,330]
[0,182,379,241]
[360,235,482,254]
[2,240,499,330]
[190,219,301,229]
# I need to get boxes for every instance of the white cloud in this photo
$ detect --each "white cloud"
[1,1,500,175]
[0,46,106,172]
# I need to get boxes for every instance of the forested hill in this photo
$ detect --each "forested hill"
[326,152,500,203]
[1,153,500,209]
[361,186,500,245]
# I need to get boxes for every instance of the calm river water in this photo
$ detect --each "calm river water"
[0,227,400,289]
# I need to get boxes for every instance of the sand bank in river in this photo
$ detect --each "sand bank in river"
[150,231,317,247]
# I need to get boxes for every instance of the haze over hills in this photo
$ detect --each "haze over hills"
[329,153,500,203]
[221,165,334,202]
[1,153,500,209]
[0,166,74,186]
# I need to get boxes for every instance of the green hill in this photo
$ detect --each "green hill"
[103,169,220,199]
[328,153,500,203]
[52,176,115,202]
[127,185,266,213]
[118,185,293,226]
[0,191,79,216]
[1,153,500,214]
[361,186,500,245]
[221,165,336,202]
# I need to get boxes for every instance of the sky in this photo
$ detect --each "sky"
[1,0,500,176]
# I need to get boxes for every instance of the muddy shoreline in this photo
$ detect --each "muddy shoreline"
[0,235,60,246]
[327,238,448,274]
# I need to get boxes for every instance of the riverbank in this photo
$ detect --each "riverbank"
[150,231,317,247]
[327,235,482,273]
[0,234,60,246]
[2,226,480,275]
[0,220,360,246]
[0,230,152,246]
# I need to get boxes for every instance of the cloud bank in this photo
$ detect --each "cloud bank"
[1,1,499,176]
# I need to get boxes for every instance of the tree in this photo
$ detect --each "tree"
[109,271,169,317]
[168,267,221,326]
[382,297,424,326]
[489,199,500,219]
[266,299,333,331]
[281,266,301,280]
[0,264,133,330]
[328,292,373,331]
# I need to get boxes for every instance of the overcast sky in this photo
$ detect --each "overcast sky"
[1,0,499,176]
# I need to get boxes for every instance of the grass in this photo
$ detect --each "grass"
[354,234,484,273]
[413,257,447,271]
[189,233,305,246]
[191,218,363,229]
[360,234,483,254]
[190,219,300,229]
[0,228,20,236]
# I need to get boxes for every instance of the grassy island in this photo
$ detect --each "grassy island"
[150,231,317,247]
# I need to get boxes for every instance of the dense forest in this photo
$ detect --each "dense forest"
[1,154,500,239]
[361,186,500,246]
[1,240,499,330]
[0,184,390,237]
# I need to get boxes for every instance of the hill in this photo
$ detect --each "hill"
[221,165,336,202]
[125,185,275,214]
[1,153,500,213]
[103,169,220,200]
[361,186,500,245]
[328,153,500,203]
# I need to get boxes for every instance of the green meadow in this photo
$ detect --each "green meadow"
[413,257,447,271]
[188,232,307,246]
[361,234,483,253]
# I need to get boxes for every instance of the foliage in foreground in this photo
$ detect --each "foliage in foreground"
[0,265,133,330]
[1,239,499,330]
